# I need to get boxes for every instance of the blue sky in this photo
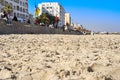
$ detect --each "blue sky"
[28,0,120,32]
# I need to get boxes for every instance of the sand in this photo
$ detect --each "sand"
[0,34,120,80]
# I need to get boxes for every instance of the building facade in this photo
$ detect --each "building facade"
[38,2,65,27]
[0,0,28,22]
[65,13,71,25]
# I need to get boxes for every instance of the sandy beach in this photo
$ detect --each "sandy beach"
[0,34,120,80]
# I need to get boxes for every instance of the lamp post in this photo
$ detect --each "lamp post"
[31,0,37,26]
[34,0,36,8]
[34,0,36,17]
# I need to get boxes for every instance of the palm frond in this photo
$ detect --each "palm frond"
[2,4,13,14]
[35,7,40,17]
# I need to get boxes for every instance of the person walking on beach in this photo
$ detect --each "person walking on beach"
[55,15,59,28]
[62,25,65,31]
[12,15,18,21]
[6,13,12,25]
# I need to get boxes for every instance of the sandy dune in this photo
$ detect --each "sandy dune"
[0,34,120,80]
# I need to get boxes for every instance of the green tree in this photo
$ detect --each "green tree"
[36,13,56,25]
[66,22,70,26]
[42,13,50,24]
[2,4,13,14]
[49,15,55,24]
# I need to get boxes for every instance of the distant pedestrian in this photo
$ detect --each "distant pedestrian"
[55,22,58,28]
[27,19,31,24]
[106,32,109,35]
[34,19,37,25]
[62,25,65,31]
[91,32,94,35]
[12,15,18,21]
[6,14,12,25]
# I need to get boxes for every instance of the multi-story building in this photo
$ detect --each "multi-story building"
[65,13,71,25]
[38,2,65,27]
[0,0,4,12]
[0,0,28,22]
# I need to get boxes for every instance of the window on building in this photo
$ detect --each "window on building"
[26,15,28,18]
[25,2,28,7]
[42,4,45,6]
[0,0,5,6]
[23,15,25,18]
[17,6,19,11]
[14,0,19,3]
[5,1,8,5]
[14,6,16,10]
[20,7,22,12]
[21,14,23,18]
[14,12,16,16]
[46,7,49,9]
[17,13,19,17]
[20,1,22,6]
[23,2,25,6]
[23,8,25,12]
[20,14,22,18]
[25,9,28,13]
[10,12,13,16]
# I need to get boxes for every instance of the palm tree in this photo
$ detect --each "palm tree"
[42,13,50,24]
[2,4,13,14]
[36,13,56,25]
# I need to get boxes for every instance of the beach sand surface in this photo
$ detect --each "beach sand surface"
[0,34,120,80]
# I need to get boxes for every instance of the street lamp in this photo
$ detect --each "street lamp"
[31,0,37,26]
[34,0,36,8]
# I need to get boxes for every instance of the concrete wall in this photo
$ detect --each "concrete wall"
[0,19,82,35]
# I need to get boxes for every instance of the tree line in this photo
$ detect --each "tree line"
[36,13,56,25]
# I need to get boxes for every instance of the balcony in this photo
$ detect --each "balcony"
[0,0,5,6]
[17,6,19,11]
[14,0,19,3]
[25,2,28,8]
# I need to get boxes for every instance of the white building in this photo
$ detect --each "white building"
[38,2,65,27]
[65,13,71,25]
[0,0,28,22]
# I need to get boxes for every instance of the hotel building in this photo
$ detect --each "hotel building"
[0,0,28,22]
[65,13,71,25]
[38,2,65,27]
